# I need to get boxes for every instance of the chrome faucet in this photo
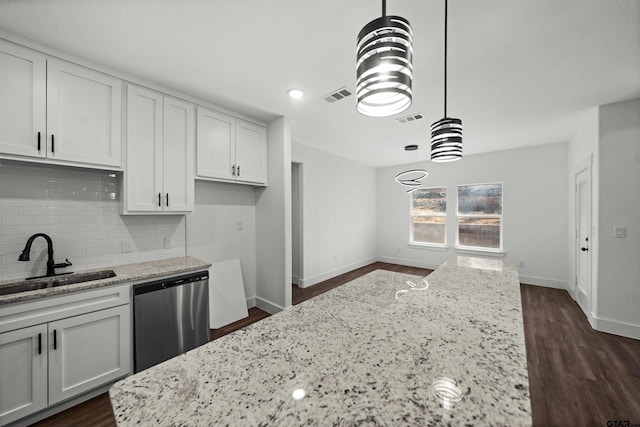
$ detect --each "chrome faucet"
[18,233,72,277]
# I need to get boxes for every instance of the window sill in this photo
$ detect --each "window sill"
[409,243,450,252]
[454,247,506,258]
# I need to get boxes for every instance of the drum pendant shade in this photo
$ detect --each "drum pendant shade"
[356,10,413,118]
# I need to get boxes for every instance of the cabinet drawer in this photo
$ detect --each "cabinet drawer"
[0,284,130,334]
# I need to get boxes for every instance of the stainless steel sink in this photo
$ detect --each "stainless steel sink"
[0,270,116,296]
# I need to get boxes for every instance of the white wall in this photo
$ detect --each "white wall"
[291,142,378,287]
[186,180,257,302]
[596,98,640,339]
[0,161,185,281]
[255,116,291,312]
[378,143,569,288]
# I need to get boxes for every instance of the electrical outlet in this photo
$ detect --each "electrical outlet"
[164,237,173,249]
[237,222,243,231]
[121,240,133,253]
[518,261,525,268]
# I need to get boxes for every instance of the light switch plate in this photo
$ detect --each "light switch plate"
[613,226,626,238]
[121,240,133,253]
[164,237,173,248]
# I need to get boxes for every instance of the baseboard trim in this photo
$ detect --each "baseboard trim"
[519,275,567,289]
[245,296,256,309]
[255,296,284,315]
[376,256,441,271]
[298,257,378,288]
[593,316,640,340]
[292,275,300,286]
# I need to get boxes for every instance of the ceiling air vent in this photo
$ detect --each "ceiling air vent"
[324,87,353,103]
[397,113,425,124]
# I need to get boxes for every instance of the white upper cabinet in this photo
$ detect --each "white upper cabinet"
[196,108,235,180]
[163,97,195,212]
[0,40,122,169]
[46,59,122,167]
[196,107,267,185]
[0,39,46,159]
[235,119,268,184]
[124,85,194,214]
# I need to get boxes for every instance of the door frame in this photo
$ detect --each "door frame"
[573,154,592,317]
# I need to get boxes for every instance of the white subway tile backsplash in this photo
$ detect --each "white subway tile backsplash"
[18,206,48,216]
[2,216,34,226]
[0,161,186,281]
[0,207,18,216]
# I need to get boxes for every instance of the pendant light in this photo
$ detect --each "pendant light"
[431,0,462,162]
[356,0,413,118]
[395,144,428,193]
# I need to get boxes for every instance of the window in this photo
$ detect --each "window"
[457,183,502,250]
[410,187,447,245]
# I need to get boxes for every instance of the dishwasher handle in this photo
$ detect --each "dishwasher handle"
[133,271,209,296]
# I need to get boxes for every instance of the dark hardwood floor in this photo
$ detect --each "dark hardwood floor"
[31,262,640,427]
[521,284,640,427]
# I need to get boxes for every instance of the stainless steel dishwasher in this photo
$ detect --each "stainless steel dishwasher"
[133,271,209,373]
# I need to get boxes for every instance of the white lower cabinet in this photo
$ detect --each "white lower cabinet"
[48,305,130,405]
[0,324,48,425]
[0,285,131,426]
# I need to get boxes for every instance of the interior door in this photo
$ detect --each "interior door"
[575,167,591,312]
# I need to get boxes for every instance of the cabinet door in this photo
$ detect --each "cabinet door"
[125,85,164,212]
[196,107,235,180]
[46,59,122,167]
[48,305,131,406]
[163,96,194,212]
[0,40,46,159]
[0,324,48,425]
[235,120,267,185]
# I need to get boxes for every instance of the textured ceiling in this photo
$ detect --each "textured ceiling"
[1,0,639,167]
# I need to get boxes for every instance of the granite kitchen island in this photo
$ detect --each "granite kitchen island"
[109,256,531,426]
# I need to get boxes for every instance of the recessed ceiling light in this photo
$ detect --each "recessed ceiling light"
[287,88,304,99]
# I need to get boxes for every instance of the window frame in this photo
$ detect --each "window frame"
[409,186,448,248]
[455,182,504,253]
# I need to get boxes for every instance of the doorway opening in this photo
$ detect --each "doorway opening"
[292,162,304,287]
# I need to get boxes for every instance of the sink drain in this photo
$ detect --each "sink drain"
[432,377,463,409]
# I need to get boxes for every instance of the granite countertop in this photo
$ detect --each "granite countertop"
[109,255,531,426]
[0,256,210,305]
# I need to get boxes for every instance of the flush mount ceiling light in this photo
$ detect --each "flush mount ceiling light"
[356,0,413,118]
[287,88,304,99]
[431,0,463,162]
[395,144,428,193]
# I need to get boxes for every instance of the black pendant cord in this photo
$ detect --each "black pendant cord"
[382,0,386,17]
[444,0,448,117]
